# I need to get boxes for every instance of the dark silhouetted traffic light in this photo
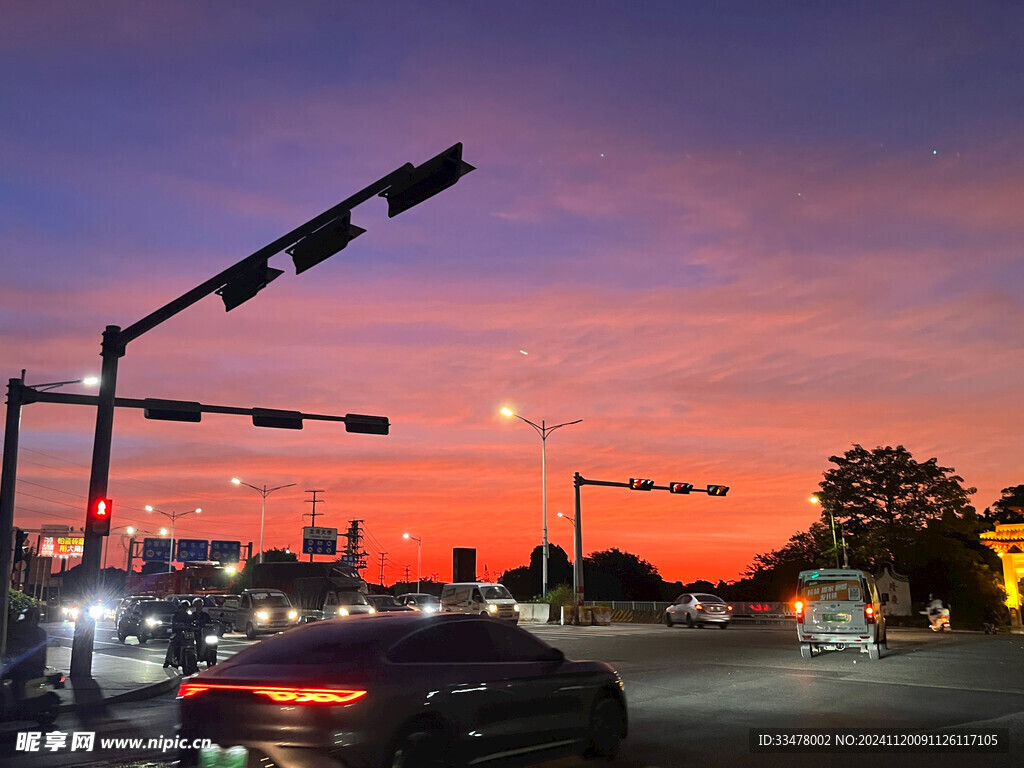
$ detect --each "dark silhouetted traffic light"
[216,259,284,311]
[629,478,655,491]
[344,414,390,435]
[13,529,28,563]
[287,213,366,275]
[383,143,475,218]
[252,408,304,430]
[668,482,693,494]
[88,497,112,536]
[144,398,202,423]
[706,485,730,497]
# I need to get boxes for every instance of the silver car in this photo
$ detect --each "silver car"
[664,593,732,629]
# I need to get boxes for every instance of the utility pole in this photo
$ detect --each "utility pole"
[344,520,367,571]
[403,565,411,585]
[377,552,387,585]
[304,490,325,563]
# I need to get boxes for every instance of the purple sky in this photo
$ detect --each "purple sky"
[3,1,1022,585]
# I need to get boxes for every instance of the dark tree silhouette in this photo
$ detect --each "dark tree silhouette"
[982,485,1024,525]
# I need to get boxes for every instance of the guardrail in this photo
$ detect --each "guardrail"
[517,600,795,624]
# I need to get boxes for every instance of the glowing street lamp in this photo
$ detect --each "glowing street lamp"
[403,533,422,592]
[809,494,844,568]
[500,407,582,597]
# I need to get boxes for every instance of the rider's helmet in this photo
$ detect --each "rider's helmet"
[191,598,205,610]
[180,599,192,609]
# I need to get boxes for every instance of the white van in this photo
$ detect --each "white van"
[440,582,520,623]
[795,569,887,660]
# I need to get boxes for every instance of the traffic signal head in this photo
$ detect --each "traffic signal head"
[88,497,112,536]
[287,213,366,275]
[13,528,28,563]
[669,482,693,495]
[629,478,655,491]
[706,485,730,497]
[216,259,284,312]
[383,143,475,218]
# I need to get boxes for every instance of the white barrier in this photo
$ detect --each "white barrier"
[518,603,553,623]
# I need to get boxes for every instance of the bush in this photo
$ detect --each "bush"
[535,583,575,606]
[7,589,37,620]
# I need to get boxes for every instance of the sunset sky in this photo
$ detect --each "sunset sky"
[3,1,1022,587]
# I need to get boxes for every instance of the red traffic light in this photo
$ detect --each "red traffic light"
[88,497,112,536]
[668,482,693,494]
[706,485,730,497]
[629,478,655,491]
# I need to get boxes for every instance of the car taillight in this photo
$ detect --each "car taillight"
[727,605,733,612]
[865,604,876,624]
[795,600,804,623]
[694,603,703,611]
[177,683,367,705]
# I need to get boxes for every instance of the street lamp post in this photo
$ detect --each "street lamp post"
[232,478,297,564]
[556,512,580,606]
[500,408,582,598]
[809,494,841,568]
[0,371,98,665]
[403,533,422,592]
[145,505,201,573]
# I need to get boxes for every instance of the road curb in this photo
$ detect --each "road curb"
[57,674,182,713]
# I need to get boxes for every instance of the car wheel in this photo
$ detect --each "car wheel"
[685,614,694,628]
[117,630,127,643]
[867,643,881,660]
[216,623,225,638]
[664,612,673,627]
[245,622,257,640]
[388,727,452,768]
[800,643,813,659]
[34,693,60,728]
[583,696,625,760]
[719,622,728,629]
[137,632,148,645]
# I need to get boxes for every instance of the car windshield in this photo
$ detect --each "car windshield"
[252,594,291,607]
[696,595,724,603]
[372,596,401,607]
[409,594,439,605]
[337,592,369,605]
[482,585,513,600]
[141,602,177,615]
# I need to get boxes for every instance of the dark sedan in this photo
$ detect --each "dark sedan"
[365,595,413,612]
[177,613,627,768]
[117,600,178,643]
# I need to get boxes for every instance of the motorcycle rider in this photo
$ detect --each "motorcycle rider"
[926,594,948,631]
[164,600,193,669]
[190,598,216,666]
[4,605,47,696]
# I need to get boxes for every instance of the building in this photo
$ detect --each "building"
[979,523,1024,633]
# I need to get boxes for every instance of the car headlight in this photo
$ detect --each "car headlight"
[337,608,349,616]
[368,607,376,614]
[488,604,498,613]
[422,605,436,613]
[145,617,160,627]
[89,605,104,620]
[513,604,520,612]
[287,609,298,620]
[255,610,269,621]
[68,608,80,621]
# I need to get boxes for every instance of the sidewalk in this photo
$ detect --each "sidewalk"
[45,635,182,713]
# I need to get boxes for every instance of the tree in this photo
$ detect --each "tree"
[742,522,833,600]
[815,444,976,569]
[584,548,662,601]
[982,485,1024,526]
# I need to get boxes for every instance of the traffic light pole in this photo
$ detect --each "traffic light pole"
[0,375,26,665]
[69,145,472,678]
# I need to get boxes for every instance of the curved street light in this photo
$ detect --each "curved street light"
[500,407,582,597]
[145,505,201,573]
[403,532,422,592]
[232,477,297,564]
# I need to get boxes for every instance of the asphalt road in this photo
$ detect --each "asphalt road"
[4,622,1022,768]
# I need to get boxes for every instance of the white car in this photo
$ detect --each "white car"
[664,593,733,629]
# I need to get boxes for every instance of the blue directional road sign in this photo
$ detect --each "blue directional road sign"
[176,539,209,562]
[302,526,338,556]
[209,540,241,564]
[142,537,172,563]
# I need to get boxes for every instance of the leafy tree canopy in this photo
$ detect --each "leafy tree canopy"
[815,444,976,568]
[982,485,1024,526]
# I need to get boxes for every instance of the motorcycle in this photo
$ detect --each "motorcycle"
[920,607,951,632]
[0,666,65,727]
[177,629,200,677]
[196,622,219,668]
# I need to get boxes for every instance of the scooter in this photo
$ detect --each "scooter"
[0,666,65,727]
[921,607,951,632]
[196,622,219,668]
[178,629,200,677]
